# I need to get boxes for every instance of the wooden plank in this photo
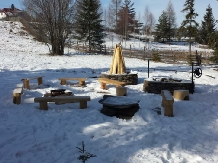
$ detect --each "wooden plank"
[34,96,90,103]
[21,76,44,81]
[58,78,87,81]
[98,78,125,85]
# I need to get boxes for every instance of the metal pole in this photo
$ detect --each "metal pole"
[192,62,194,93]
[148,59,150,78]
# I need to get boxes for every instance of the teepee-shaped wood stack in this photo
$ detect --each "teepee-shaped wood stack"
[109,45,126,74]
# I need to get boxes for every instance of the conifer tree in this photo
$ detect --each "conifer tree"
[155,11,169,42]
[199,4,216,47]
[116,0,137,37]
[74,0,105,52]
[179,0,198,55]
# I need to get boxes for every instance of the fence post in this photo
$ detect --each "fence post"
[144,46,146,60]
[105,44,106,55]
[130,44,132,57]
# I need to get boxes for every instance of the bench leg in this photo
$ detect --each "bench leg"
[13,93,21,104]
[79,101,87,109]
[163,101,174,117]
[37,77,43,85]
[39,102,48,110]
[60,79,67,85]
[79,80,85,86]
[23,79,30,89]
[100,82,106,89]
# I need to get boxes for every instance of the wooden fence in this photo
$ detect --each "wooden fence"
[72,42,213,66]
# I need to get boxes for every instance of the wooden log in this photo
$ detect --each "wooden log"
[173,90,189,100]
[13,88,22,104]
[161,90,174,117]
[37,76,43,85]
[23,79,30,89]
[116,87,127,96]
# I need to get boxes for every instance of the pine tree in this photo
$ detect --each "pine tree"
[179,0,198,55]
[155,11,169,42]
[199,4,216,47]
[116,0,136,37]
[74,0,105,52]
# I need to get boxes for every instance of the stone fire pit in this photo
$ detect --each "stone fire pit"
[143,76,194,94]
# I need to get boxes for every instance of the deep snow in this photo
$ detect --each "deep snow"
[0,21,218,163]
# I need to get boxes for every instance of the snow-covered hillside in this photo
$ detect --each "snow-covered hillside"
[0,21,218,163]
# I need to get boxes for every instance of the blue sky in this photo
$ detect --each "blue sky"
[1,0,218,26]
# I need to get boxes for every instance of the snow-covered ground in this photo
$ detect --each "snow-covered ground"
[1,21,218,163]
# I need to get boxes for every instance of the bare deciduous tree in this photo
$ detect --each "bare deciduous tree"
[23,0,75,55]
[143,5,155,37]
[108,0,122,30]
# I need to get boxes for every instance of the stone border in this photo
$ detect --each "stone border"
[143,80,194,94]
[100,73,138,85]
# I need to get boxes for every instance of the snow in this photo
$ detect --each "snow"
[1,21,218,163]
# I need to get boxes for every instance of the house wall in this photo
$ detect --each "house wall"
[0,12,6,19]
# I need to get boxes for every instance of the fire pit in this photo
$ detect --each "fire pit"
[100,45,138,85]
[143,76,194,94]
[44,89,73,97]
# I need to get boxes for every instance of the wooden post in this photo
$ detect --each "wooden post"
[37,77,43,85]
[130,44,132,57]
[79,80,85,86]
[100,82,106,89]
[23,79,30,89]
[39,102,48,110]
[60,79,67,85]
[13,92,21,104]
[80,101,87,109]
[116,87,127,96]
[105,44,106,55]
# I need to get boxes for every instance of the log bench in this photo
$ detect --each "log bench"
[59,78,87,86]
[161,90,174,117]
[21,76,44,89]
[98,78,126,90]
[34,96,90,110]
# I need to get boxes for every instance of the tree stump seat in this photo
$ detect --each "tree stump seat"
[161,90,174,117]
[59,78,87,86]
[98,78,126,90]
[173,90,189,100]
[34,96,90,110]
[21,76,44,89]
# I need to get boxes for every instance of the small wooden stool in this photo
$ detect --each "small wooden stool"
[116,87,127,96]
[174,90,189,100]
[13,88,23,104]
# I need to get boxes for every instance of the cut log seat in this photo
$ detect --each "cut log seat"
[34,96,90,110]
[21,76,44,89]
[13,88,23,104]
[98,78,126,90]
[59,78,87,86]
[173,90,189,100]
[161,90,174,117]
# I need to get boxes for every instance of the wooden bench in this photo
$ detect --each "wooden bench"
[173,90,189,100]
[98,78,126,90]
[21,76,44,89]
[161,90,174,117]
[34,96,90,110]
[59,78,87,86]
